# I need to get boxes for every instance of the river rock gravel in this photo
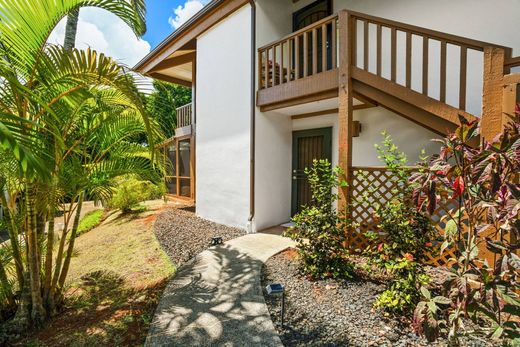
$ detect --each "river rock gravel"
[261,248,494,347]
[153,206,246,266]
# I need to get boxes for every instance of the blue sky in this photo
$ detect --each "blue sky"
[48,0,210,66]
[144,0,196,49]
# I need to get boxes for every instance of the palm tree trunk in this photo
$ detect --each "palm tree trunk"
[56,193,83,295]
[36,211,46,268]
[64,8,80,50]
[0,260,15,308]
[0,192,24,285]
[12,272,30,330]
[50,202,73,298]
[25,184,46,326]
[43,187,56,312]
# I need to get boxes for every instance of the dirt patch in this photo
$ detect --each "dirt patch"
[16,272,168,347]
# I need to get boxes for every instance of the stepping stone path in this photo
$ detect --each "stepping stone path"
[146,233,295,346]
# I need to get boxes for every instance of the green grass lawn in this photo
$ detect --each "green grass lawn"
[20,201,175,347]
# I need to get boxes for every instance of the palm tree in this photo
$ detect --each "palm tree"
[0,0,159,328]
[63,0,146,50]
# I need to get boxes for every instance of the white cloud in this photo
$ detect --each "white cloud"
[168,0,209,30]
[48,7,151,67]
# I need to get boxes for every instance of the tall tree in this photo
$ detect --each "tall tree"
[147,80,192,139]
[0,0,158,328]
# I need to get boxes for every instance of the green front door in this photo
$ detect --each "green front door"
[291,127,332,215]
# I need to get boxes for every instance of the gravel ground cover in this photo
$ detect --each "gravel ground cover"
[154,206,246,266]
[262,248,493,347]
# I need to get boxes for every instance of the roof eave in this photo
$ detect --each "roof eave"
[134,0,225,72]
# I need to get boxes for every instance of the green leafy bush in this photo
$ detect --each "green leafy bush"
[373,257,431,313]
[109,178,165,213]
[286,159,354,280]
[76,209,104,236]
[365,133,435,314]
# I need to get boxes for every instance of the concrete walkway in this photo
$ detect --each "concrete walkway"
[146,233,295,347]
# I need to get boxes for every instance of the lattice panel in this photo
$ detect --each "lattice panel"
[348,167,468,267]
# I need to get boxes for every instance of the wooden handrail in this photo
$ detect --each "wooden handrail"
[176,103,193,128]
[348,11,508,51]
[505,56,520,68]
[503,73,520,85]
[258,13,338,51]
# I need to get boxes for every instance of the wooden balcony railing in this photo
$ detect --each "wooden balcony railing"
[176,103,192,128]
[258,14,338,90]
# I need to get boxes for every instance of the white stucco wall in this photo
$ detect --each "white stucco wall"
[196,0,519,230]
[256,0,293,48]
[352,107,440,166]
[253,107,440,230]
[196,5,252,229]
[254,113,292,230]
[292,109,439,168]
[254,0,295,231]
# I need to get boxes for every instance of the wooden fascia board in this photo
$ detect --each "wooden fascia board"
[257,69,339,107]
[290,103,375,120]
[259,90,338,112]
[138,0,249,73]
[151,52,196,72]
[292,109,339,119]
[351,67,477,126]
[150,72,192,87]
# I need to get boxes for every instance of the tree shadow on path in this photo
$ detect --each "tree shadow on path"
[146,245,282,346]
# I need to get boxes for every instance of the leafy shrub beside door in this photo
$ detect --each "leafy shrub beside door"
[286,159,354,280]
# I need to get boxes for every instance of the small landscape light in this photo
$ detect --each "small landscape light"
[211,236,223,245]
[265,283,285,328]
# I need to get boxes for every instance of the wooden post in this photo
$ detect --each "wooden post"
[502,82,520,125]
[337,10,354,220]
[481,47,508,141]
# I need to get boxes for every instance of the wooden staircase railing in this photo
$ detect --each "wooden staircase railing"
[348,11,511,114]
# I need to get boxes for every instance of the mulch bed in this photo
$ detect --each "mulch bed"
[261,248,493,347]
[153,206,246,266]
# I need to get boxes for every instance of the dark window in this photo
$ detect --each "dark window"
[292,0,332,31]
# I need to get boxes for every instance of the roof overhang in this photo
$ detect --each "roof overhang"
[134,0,250,86]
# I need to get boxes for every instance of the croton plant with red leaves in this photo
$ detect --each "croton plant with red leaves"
[409,112,520,344]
